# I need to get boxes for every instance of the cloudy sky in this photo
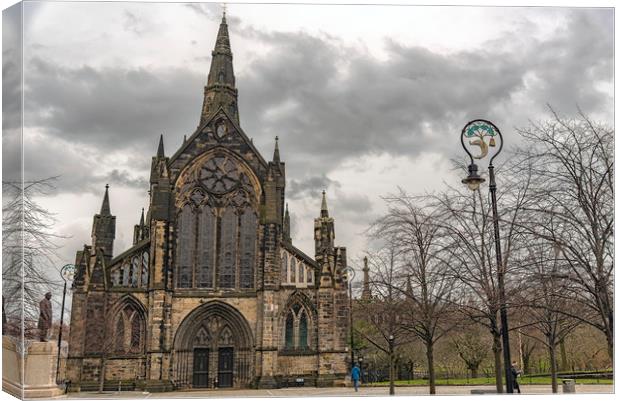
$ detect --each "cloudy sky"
[2,1,614,283]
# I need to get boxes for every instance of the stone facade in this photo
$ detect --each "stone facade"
[66,13,350,392]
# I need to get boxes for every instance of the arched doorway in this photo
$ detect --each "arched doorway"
[172,301,254,389]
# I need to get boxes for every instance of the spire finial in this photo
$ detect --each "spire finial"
[321,190,329,217]
[139,207,145,227]
[222,3,227,21]
[362,256,371,300]
[157,134,165,157]
[273,136,280,163]
[100,184,111,215]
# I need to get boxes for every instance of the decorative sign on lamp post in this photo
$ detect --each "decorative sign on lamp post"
[460,119,513,393]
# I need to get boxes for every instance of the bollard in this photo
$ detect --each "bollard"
[562,379,575,393]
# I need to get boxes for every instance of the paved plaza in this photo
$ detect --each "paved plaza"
[63,384,614,399]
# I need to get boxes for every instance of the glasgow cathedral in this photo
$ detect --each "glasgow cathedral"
[66,13,350,391]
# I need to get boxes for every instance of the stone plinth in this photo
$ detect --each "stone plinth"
[2,336,65,399]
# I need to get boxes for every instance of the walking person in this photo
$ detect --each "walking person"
[511,361,522,394]
[351,363,361,392]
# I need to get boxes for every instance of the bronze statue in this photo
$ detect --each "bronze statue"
[37,292,52,341]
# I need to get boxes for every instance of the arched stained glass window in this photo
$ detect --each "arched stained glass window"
[130,313,142,352]
[285,312,294,349]
[111,269,121,286]
[175,152,259,291]
[297,262,303,284]
[130,257,139,287]
[122,262,130,286]
[290,258,296,283]
[197,208,215,288]
[218,208,237,288]
[141,251,149,287]
[299,313,308,349]
[115,317,125,352]
[282,253,288,283]
[176,204,194,288]
[239,208,256,289]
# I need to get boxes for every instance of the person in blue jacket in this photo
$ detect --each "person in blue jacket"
[351,363,361,392]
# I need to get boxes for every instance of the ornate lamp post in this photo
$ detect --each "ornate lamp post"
[460,119,513,393]
[388,334,395,395]
[344,266,356,372]
[358,355,365,385]
[56,264,75,384]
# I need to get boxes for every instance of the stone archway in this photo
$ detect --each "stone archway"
[172,301,254,389]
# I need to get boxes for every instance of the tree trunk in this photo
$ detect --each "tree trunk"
[426,341,436,395]
[522,353,531,375]
[559,339,568,372]
[492,333,503,393]
[471,367,478,379]
[549,344,558,394]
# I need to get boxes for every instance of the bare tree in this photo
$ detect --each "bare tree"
[2,177,64,335]
[371,192,457,394]
[451,324,490,378]
[516,109,614,359]
[516,234,581,393]
[354,246,410,395]
[427,156,533,393]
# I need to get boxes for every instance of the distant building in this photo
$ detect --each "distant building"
[66,13,350,392]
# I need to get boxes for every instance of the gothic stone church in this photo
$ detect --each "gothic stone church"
[66,14,350,392]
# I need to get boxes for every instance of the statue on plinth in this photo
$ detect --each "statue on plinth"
[37,292,52,342]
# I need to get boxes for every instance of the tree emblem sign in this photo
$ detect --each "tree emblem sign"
[461,120,502,161]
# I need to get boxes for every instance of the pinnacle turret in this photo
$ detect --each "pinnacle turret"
[321,190,329,218]
[100,184,111,215]
[273,136,280,163]
[157,134,165,158]
[361,256,371,300]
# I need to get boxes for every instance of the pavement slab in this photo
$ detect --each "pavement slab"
[63,384,613,399]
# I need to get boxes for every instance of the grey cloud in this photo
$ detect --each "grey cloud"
[236,9,612,180]
[16,7,612,200]
[333,193,372,216]
[287,175,341,201]
[24,58,204,152]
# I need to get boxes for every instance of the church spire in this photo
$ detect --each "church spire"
[283,202,291,242]
[321,190,329,218]
[139,207,145,228]
[157,134,165,158]
[200,10,239,126]
[273,136,280,163]
[361,256,371,300]
[100,184,111,215]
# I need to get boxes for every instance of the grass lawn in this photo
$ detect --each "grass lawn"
[367,376,613,386]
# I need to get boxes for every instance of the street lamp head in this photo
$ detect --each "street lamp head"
[462,163,486,191]
[60,264,76,282]
[460,119,503,164]
[388,334,394,341]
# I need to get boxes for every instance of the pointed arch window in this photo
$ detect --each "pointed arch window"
[290,258,296,283]
[283,303,312,351]
[176,204,194,288]
[299,313,308,349]
[130,256,140,287]
[115,318,125,352]
[174,152,259,291]
[113,303,145,355]
[141,251,149,287]
[239,207,257,289]
[219,208,237,288]
[285,312,294,348]
[281,252,289,283]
